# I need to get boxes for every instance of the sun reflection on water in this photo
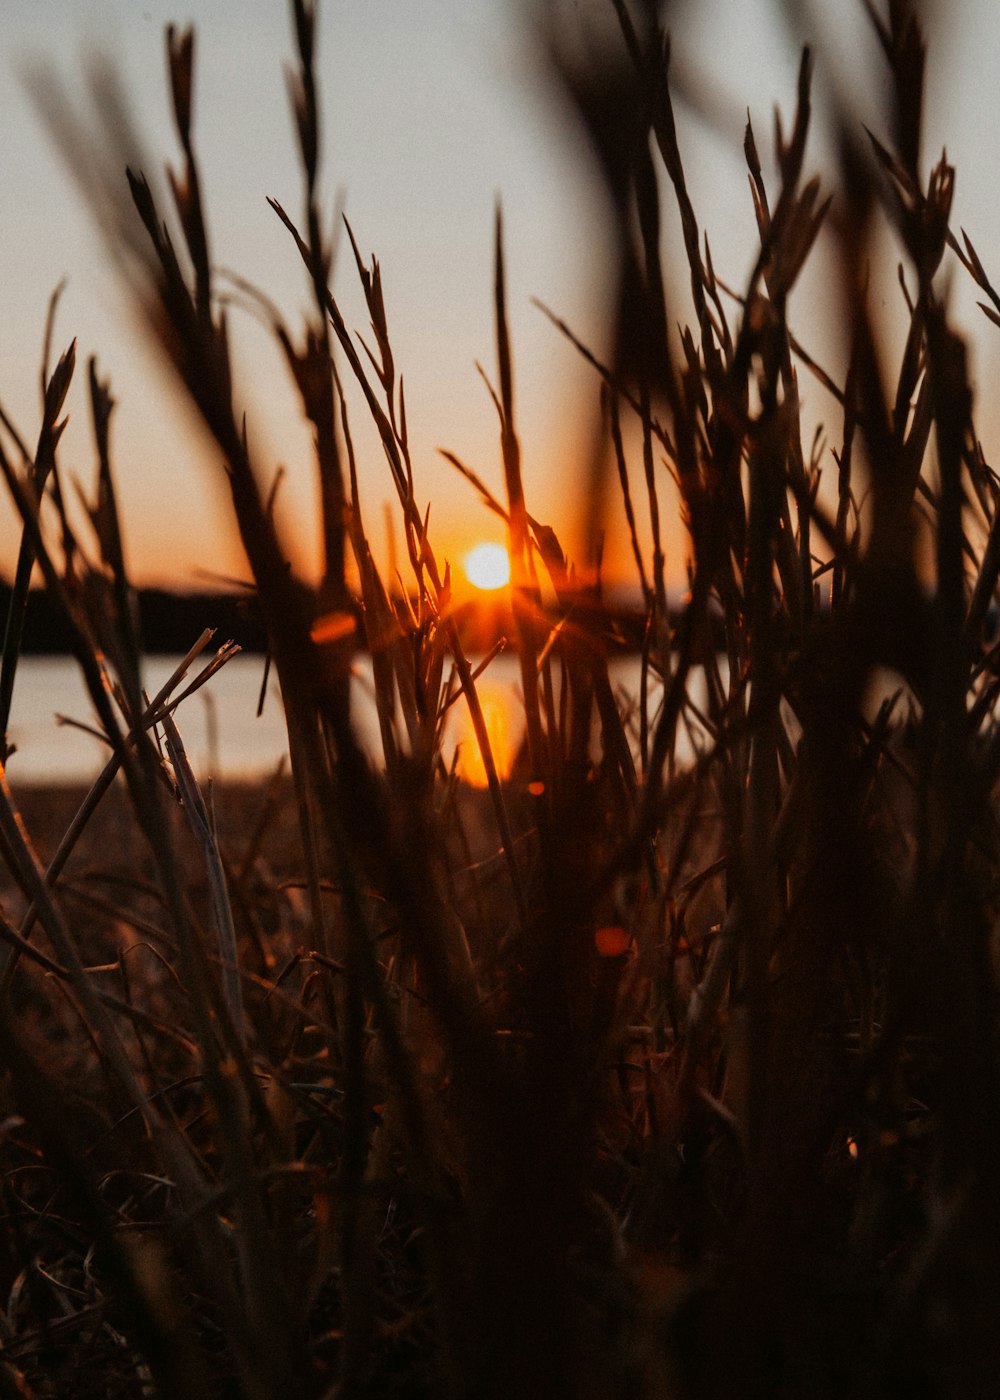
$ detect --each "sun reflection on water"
[448,679,519,787]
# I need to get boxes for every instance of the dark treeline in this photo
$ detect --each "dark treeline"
[4,580,678,657]
[2,583,268,654]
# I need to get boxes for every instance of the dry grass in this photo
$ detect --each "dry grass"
[2,2,1000,1396]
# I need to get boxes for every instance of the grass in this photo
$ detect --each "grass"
[2,1,1000,1395]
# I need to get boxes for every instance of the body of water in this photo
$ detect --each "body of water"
[5,651,678,788]
[6,654,291,785]
[4,651,917,789]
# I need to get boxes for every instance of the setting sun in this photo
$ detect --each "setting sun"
[463,542,511,591]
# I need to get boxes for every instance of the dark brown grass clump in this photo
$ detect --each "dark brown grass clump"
[2,1,1000,1395]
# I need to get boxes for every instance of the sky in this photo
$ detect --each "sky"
[2,0,1000,599]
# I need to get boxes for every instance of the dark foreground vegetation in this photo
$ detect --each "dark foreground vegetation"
[2,1,1000,1395]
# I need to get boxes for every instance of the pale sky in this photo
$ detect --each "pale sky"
[2,0,999,595]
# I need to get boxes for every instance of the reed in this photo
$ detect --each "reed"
[1,1,999,1395]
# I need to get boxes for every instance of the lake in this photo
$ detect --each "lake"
[4,651,918,789]
[6,654,290,785]
[5,651,683,788]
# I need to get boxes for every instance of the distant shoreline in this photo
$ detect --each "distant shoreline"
[2,583,664,656]
[1,583,268,655]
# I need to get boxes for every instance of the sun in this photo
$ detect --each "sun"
[463,541,510,591]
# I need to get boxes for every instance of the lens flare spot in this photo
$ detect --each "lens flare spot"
[594,925,630,958]
[310,610,356,646]
[463,542,510,591]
